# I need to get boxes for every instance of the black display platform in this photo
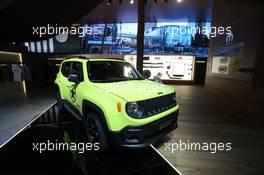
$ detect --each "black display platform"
[0,104,180,175]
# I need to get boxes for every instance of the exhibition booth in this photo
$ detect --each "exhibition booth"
[0,0,264,175]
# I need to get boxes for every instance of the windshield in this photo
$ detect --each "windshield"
[87,61,144,83]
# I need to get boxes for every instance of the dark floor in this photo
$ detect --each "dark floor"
[1,85,264,175]
[155,85,264,175]
[0,88,56,147]
[0,106,179,175]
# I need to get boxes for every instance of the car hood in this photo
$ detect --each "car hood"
[91,80,175,102]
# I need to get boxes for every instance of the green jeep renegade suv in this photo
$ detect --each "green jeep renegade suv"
[55,57,179,150]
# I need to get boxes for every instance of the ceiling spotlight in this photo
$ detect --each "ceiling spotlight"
[106,0,112,5]
[177,0,182,3]
[129,0,134,4]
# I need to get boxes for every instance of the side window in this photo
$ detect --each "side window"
[61,62,71,77]
[71,62,83,82]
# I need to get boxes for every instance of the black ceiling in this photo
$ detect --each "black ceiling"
[0,0,213,43]
[1,0,262,43]
[0,0,103,42]
[83,0,213,24]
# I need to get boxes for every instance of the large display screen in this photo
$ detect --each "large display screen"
[81,22,211,57]
[124,55,195,81]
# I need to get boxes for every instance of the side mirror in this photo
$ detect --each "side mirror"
[68,74,79,83]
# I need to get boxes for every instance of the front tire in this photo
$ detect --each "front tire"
[85,113,108,151]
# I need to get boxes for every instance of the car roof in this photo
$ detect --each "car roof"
[63,57,125,63]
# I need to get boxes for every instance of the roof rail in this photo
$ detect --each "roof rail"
[89,57,125,61]
[110,58,125,61]
[65,56,88,60]
[65,57,125,61]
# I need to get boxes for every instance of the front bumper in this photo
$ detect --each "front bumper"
[110,110,179,148]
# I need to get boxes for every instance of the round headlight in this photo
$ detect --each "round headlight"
[126,102,144,119]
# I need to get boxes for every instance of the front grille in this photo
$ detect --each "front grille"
[139,93,177,118]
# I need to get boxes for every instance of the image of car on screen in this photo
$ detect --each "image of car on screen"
[55,57,179,150]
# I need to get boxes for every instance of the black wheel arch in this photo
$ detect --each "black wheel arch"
[82,100,110,133]
[54,83,60,93]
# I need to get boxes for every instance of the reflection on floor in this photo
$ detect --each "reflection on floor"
[155,85,264,175]
[0,105,179,175]
[0,88,56,147]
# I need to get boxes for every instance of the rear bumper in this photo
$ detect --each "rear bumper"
[110,110,179,148]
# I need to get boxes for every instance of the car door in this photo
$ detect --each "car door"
[59,61,73,102]
[67,61,84,110]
